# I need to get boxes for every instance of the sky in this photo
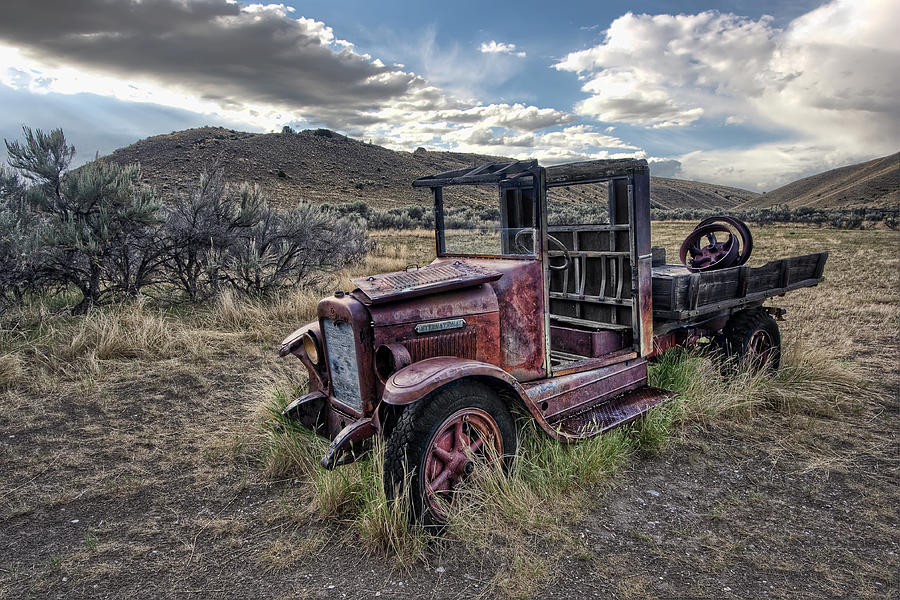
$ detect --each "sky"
[0,0,897,191]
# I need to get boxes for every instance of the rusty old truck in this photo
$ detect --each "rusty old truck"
[278,159,827,525]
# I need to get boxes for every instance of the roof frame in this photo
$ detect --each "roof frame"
[412,160,538,188]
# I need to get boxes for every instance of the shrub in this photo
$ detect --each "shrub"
[4,127,162,313]
[163,167,368,299]
[224,196,369,296]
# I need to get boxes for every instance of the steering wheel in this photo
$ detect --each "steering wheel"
[513,229,571,272]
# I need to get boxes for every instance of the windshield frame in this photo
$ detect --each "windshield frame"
[432,178,542,261]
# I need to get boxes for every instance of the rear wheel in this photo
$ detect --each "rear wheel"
[383,381,516,529]
[720,309,781,372]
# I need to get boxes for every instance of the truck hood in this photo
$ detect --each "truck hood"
[350,259,502,305]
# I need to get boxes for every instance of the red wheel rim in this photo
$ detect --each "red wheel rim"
[423,407,503,518]
[748,330,773,366]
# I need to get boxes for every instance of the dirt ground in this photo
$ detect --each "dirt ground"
[1,224,897,599]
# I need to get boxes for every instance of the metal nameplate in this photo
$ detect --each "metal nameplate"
[415,318,466,334]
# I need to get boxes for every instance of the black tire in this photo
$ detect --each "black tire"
[383,380,516,529]
[720,309,781,372]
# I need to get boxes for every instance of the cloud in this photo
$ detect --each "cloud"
[0,85,259,168]
[437,124,640,164]
[4,0,633,172]
[647,159,683,178]
[0,0,445,130]
[556,0,900,188]
[676,142,862,191]
[555,11,777,127]
[435,103,574,131]
[0,0,592,166]
[479,41,526,57]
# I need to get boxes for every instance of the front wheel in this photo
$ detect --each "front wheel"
[383,381,516,529]
[720,308,782,372]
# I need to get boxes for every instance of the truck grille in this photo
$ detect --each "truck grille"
[404,329,476,363]
[322,318,363,412]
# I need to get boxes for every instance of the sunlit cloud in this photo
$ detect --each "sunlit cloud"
[479,41,526,57]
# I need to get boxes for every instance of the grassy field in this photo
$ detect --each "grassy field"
[0,223,897,599]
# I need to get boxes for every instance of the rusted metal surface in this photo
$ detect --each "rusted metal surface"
[321,416,379,469]
[746,329,776,367]
[281,391,328,435]
[351,260,501,304]
[422,407,503,519]
[650,328,701,357]
[317,294,376,418]
[369,282,501,377]
[559,386,675,437]
[280,321,327,392]
[524,358,648,424]
[550,326,623,358]
[366,281,498,326]
[480,258,547,381]
[382,356,529,407]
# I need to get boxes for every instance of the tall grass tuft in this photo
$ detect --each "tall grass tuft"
[649,338,868,425]
[258,383,427,563]
[260,387,328,481]
[211,287,321,333]
[765,336,868,416]
[355,442,426,565]
[62,301,202,361]
[0,352,25,389]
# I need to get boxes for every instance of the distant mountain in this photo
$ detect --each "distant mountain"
[736,153,899,210]
[103,126,759,211]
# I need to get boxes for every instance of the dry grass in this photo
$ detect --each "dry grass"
[0,353,25,389]
[1,225,895,599]
[62,301,203,361]
[259,388,427,564]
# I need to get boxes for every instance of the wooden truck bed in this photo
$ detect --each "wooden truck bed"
[651,252,828,323]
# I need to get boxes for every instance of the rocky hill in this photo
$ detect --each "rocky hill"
[104,126,759,211]
[736,152,899,210]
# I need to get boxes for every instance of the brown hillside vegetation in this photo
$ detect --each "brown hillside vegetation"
[104,126,758,210]
[737,152,899,210]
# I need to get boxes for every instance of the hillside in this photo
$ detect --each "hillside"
[104,126,758,211]
[737,152,898,210]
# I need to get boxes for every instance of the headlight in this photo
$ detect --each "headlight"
[302,332,321,365]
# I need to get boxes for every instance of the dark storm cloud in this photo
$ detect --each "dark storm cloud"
[0,0,442,124]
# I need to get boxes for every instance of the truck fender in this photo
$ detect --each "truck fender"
[381,356,529,408]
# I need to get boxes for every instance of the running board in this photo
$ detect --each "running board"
[554,386,675,439]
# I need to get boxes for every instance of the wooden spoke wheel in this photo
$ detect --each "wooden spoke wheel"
[384,381,516,529]
[422,407,503,518]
